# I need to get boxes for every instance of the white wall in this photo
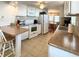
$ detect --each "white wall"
[0,2,17,26]
[0,2,17,16]
[59,5,64,26]
[17,3,27,16]
[0,2,40,26]
[59,5,64,17]
[0,16,16,26]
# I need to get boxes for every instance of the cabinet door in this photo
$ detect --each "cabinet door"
[35,9,39,17]
[48,45,78,57]
[27,7,36,16]
[21,32,28,40]
[17,4,27,16]
[71,1,79,14]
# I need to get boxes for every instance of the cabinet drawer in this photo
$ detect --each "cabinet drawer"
[21,32,28,40]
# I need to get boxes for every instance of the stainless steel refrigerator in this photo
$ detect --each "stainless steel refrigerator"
[38,14,49,34]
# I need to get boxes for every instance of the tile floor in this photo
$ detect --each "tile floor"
[21,32,53,57]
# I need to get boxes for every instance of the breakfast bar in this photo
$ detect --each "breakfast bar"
[0,25,28,57]
[48,26,79,57]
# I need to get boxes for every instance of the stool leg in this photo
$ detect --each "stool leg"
[9,41,12,49]
[11,40,15,55]
[1,44,6,57]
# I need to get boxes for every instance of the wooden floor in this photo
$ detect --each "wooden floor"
[21,32,53,57]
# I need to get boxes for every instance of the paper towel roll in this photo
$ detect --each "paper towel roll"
[68,24,73,33]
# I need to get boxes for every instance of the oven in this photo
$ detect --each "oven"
[31,26,37,32]
[29,24,38,38]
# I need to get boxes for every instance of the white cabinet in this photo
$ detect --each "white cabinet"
[17,4,40,16]
[17,4,27,16]
[27,7,40,17]
[71,1,79,14]
[35,9,40,17]
[27,7,36,16]
[38,24,41,34]
[21,32,28,40]
[21,26,29,40]
[64,1,79,16]
[48,45,78,57]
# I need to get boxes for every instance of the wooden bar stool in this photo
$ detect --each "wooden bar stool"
[0,30,15,57]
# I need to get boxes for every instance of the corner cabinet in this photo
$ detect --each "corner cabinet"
[64,1,79,16]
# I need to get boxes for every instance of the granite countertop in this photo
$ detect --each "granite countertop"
[48,26,79,56]
[0,25,28,37]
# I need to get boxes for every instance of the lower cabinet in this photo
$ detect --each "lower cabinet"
[21,32,28,40]
[48,45,78,57]
[29,32,38,39]
[20,24,41,39]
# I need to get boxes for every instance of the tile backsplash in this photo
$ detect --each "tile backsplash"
[16,16,38,25]
[16,16,38,21]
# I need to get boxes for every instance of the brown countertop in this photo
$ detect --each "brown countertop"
[0,25,28,37]
[48,29,79,56]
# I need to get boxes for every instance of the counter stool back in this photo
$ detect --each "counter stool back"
[0,30,15,57]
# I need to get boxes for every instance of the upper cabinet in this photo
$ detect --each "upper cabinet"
[70,1,79,14]
[27,7,40,17]
[27,7,36,16]
[35,9,40,17]
[64,1,79,16]
[17,4,27,16]
[16,3,40,17]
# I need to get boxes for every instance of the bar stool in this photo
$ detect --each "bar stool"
[0,30,15,57]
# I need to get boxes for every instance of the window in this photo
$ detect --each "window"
[49,16,54,22]
[54,16,60,22]
[71,16,76,25]
[49,16,60,24]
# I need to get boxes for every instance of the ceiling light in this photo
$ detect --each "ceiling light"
[9,1,18,8]
[40,3,45,9]
[38,1,43,3]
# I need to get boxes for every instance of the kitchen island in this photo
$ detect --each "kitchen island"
[0,25,28,57]
[48,26,79,57]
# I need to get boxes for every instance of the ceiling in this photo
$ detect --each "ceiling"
[18,1,64,9]
[5,1,64,10]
